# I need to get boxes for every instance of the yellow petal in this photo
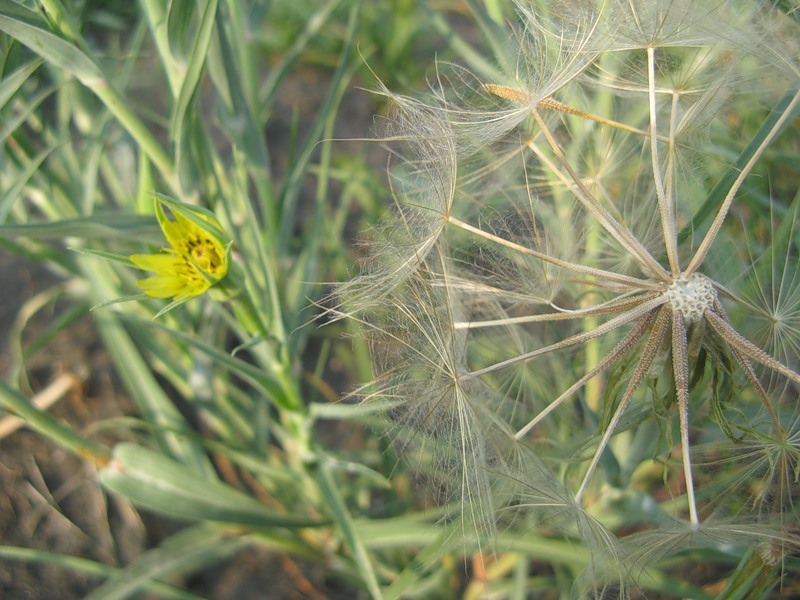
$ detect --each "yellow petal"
[131,252,210,300]
[130,252,182,272]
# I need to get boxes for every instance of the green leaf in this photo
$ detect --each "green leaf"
[276,0,359,255]
[464,0,514,72]
[69,247,135,266]
[89,294,150,312]
[170,0,218,136]
[680,90,800,245]
[83,524,245,600]
[0,0,177,191]
[0,84,57,146]
[382,527,459,600]
[170,0,217,194]
[0,1,102,82]
[0,144,55,223]
[0,545,207,600]
[317,462,383,600]
[100,443,322,528]
[78,280,215,477]
[166,0,197,62]
[257,0,342,109]
[715,549,780,600]
[423,2,500,82]
[125,315,294,411]
[0,57,43,109]
[0,379,109,462]
[0,214,159,241]
[208,3,270,188]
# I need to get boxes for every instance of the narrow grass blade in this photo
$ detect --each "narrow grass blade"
[0,145,55,223]
[0,1,176,189]
[0,2,101,81]
[0,545,207,600]
[170,0,217,194]
[353,511,449,550]
[0,214,159,241]
[9,293,88,386]
[4,285,60,391]
[170,0,218,138]
[464,0,513,72]
[0,379,109,463]
[100,443,323,528]
[0,57,43,108]
[383,527,457,600]
[83,524,245,600]
[69,247,134,266]
[423,4,499,81]
[679,90,800,246]
[257,0,342,107]
[89,294,150,311]
[317,462,383,600]
[166,0,197,62]
[277,0,360,254]
[1,84,56,146]
[208,4,272,215]
[0,373,76,440]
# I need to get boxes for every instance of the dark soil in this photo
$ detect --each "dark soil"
[0,251,147,598]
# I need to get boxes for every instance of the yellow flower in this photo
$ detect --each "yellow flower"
[130,201,228,302]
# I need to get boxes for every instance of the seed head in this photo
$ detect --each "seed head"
[666,274,716,323]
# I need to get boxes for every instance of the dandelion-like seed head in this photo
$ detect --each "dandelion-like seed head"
[347,0,800,589]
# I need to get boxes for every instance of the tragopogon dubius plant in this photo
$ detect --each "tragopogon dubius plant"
[340,0,800,593]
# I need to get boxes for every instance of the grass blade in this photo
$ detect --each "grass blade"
[170,0,218,194]
[0,379,108,462]
[83,524,244,600]
[0,214,159,241]
[0,57,43,108]
[0,1,101,80]
[0,545,207,600]
[317,462,383,600]
[0,145,55,223]
[679,90,800,246]
[100,443,323,528]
